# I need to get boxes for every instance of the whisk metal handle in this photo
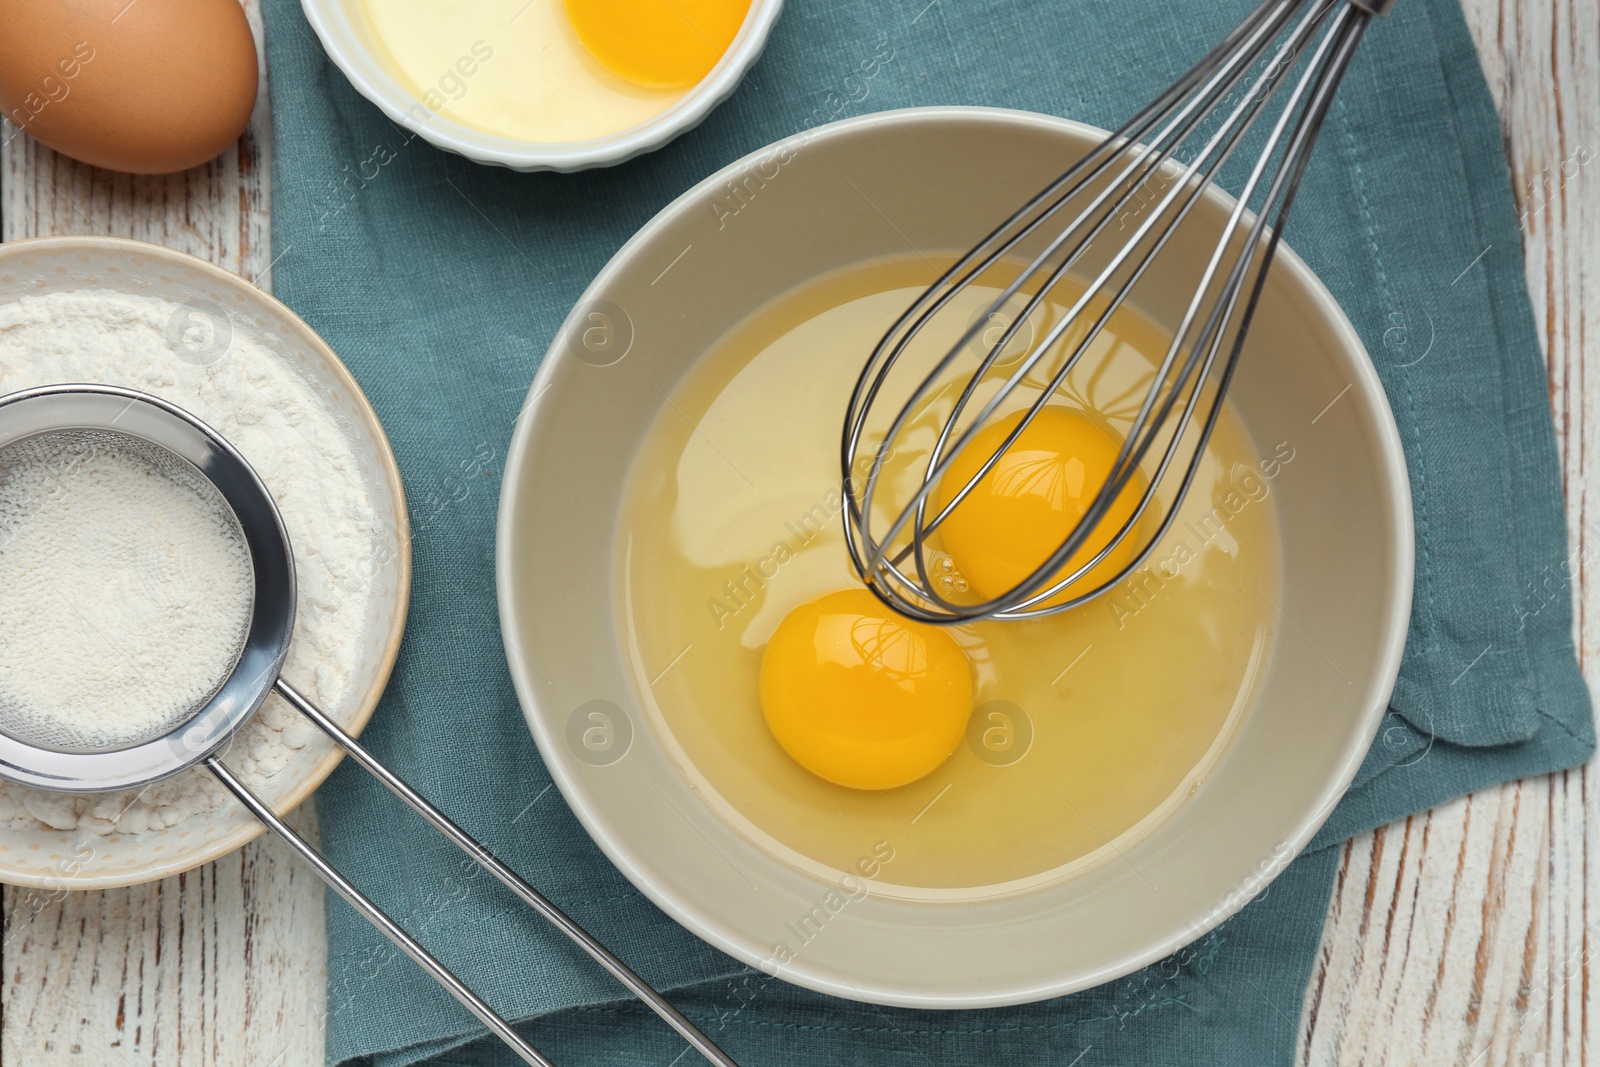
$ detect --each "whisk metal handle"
[205,755,556,1067]
[272,678,741,1067]
[1347,0,1396,15]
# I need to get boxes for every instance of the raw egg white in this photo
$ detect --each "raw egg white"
[619,256,1282,891]
[357,0,752,144]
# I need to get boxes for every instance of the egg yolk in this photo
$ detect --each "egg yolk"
[935,406,1147,605]
[564,0,751,90]
[760,589,973,790]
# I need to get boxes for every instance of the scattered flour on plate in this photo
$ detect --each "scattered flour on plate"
[0,290,384,835]
[0,431,255,752]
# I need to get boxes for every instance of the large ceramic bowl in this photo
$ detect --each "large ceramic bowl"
[0,238,410,890]
[497,107,1413,1006]
[302,0,785,172]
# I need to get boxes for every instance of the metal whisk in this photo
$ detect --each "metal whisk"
[842,0,1394,623]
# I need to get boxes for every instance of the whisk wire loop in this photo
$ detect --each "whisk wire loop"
[842,0,1383,623]
[909,0,1344,615]
[844,0,1307,575]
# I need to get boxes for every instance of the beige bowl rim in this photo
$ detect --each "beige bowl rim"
[496,106,1414,1006]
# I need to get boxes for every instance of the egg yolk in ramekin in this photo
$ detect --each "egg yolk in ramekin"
[564,0,752,90]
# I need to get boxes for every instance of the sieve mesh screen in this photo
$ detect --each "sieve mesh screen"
[0,429,255,754]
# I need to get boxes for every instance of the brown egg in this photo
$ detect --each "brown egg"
[0,0,258,174]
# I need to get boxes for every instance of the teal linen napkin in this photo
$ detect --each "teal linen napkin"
[259,0,1594,1063]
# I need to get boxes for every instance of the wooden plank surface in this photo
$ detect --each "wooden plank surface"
[0,1,1595,1064]
[1299,1,1600,1064]
[0,4,328,1066]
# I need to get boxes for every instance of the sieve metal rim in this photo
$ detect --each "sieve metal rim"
[0,383,296,792]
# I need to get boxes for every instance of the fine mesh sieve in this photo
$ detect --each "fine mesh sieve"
[0,428,254,754]
[0,385,738,1067]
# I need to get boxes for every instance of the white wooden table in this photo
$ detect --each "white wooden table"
[1,2,1593,1063]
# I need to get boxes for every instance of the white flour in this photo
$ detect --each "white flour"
[0,290,382,835]
[0,432,254,752]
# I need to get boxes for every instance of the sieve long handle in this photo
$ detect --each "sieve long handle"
[271,677,741,1067]
[204,755,555,1067]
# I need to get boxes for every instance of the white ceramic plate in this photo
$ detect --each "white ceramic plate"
[0,237,410,891]
[498,108,1413,1007]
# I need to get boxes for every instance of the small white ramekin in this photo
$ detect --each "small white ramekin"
[299,0,785,172]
